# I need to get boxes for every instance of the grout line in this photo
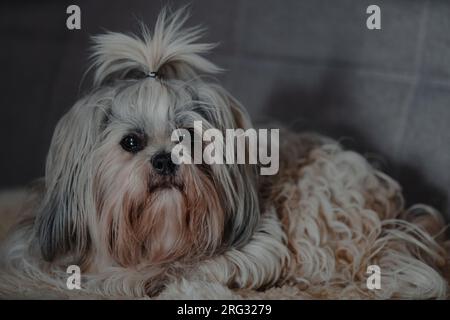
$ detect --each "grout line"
[211,49,450,92]
[211,50,450,88]
[224,0,247,93]
[233,0,248,58]
[392,0,430,172]
[217,51,417,83]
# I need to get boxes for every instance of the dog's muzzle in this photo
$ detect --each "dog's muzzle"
[151,152,178,176]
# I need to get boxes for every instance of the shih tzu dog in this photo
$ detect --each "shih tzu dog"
[0,8,448,299]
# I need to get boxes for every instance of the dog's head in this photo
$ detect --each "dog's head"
[36,8,259,268]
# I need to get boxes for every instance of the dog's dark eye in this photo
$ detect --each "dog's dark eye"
[120,134,145,153]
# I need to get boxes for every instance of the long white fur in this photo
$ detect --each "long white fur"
[0,7,449,299]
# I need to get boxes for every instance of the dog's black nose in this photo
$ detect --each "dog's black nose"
[151,152,177,175]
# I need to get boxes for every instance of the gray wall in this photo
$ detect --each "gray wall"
[0,0,449,217]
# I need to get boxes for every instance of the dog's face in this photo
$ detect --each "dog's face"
[93,81,241,266]
[36,10,259,269]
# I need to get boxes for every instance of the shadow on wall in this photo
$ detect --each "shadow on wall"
[262,70,448,220]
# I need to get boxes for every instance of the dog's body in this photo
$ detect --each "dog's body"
[0,9,448,299]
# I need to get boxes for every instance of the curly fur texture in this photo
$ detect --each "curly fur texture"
[0,8,448,299]
[1,133,448,299]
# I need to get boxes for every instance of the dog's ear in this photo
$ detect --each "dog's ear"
[36,95,105,262]
[228,94,252,131]
[196,84,260,249]
[90,7,221,86]
[224,94,260,249]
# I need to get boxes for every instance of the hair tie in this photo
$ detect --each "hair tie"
[147,71,158,79]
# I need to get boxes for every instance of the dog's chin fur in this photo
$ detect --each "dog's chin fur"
[0,8,449,299]
[94,160,225,268]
